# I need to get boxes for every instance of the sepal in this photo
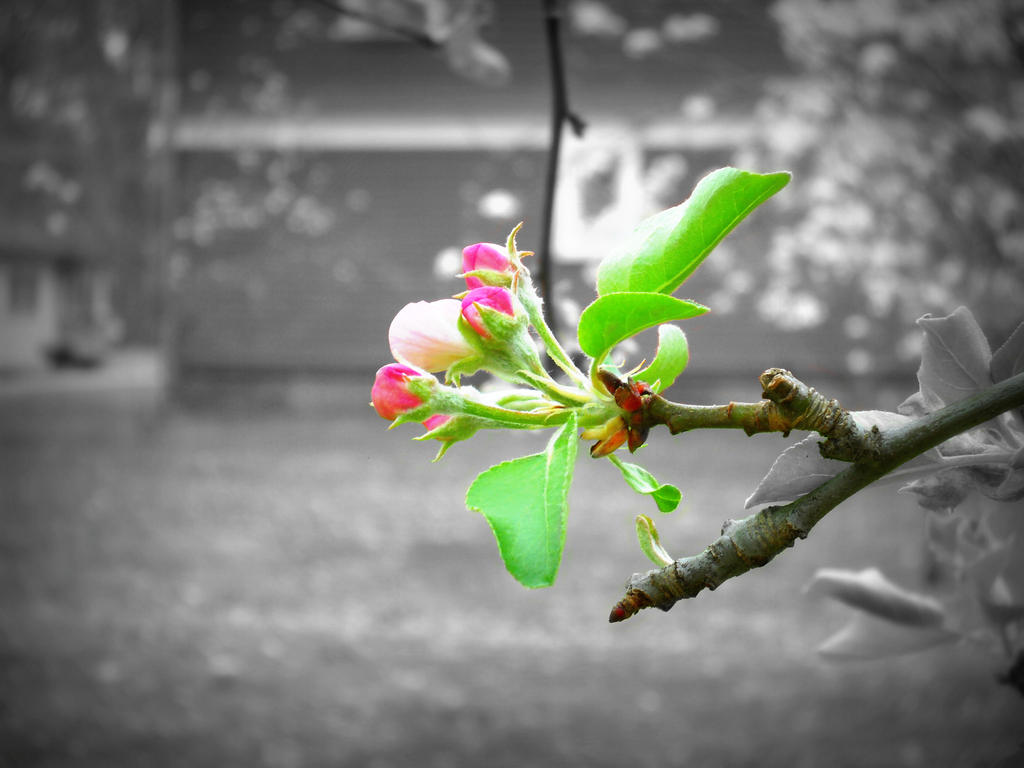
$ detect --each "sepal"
[452,309,546,385]
[457,268,513,289]
[416,413,487,460]
[462,292,526,340]
[487,388,556,412]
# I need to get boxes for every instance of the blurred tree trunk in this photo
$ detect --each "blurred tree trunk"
[0,0,175,345]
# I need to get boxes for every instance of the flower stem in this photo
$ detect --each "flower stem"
[517,272,590,388]
[516,370,593,406]
[457,398,573,428]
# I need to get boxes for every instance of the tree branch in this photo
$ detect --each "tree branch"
[537,0,586,341]
[645,368,880,461]
[609,370,1024,623]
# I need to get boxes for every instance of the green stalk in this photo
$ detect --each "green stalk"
[457,398,573,429]
[516,369,593,406]
[516,271,590,389]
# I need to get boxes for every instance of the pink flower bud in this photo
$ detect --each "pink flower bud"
[422,414,451,431]
[460,286,515,339]
[371,363,430,421]
[462,242,512,289]
[389,299,476,372]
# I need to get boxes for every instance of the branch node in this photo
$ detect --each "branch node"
[760,368,797,404]
[785,522,807,543]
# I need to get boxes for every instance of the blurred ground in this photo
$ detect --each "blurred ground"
[0,357,1021,768]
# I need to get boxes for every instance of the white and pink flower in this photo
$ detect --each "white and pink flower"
[388,299,475,372]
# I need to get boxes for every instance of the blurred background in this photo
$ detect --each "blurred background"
[1,1,1023,766]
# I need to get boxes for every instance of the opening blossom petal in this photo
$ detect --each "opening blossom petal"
[389,299,475,372]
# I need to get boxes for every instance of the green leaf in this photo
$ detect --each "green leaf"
[635,514,674,567]
[465,412,579,588]
[596,167,790,296]
[577,292,708,363]
[609,455,681,513]
[635,324,689,393]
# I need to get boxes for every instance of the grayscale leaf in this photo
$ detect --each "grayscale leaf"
[805,567,946,627]
[817,613,958,661]
[745,411,911,508]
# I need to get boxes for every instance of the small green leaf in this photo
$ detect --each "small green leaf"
[635,514,674,567]
[596,167,790,296]
[635,324,689,394]
[465,412,579,588]
[609,454,681,513]
[577,292,707,363]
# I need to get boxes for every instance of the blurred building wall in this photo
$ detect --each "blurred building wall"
[169,0,804,396]
[0,0,175,361]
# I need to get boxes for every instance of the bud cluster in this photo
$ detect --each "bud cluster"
[370,227,645,459]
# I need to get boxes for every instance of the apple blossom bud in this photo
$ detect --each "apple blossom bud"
[462,242,513,289]
[389,299,476,372]
[460,286,515,339]
[371,363,432,420]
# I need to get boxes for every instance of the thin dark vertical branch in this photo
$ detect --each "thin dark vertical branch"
[538,0,585,342]
[155,0,180,397]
